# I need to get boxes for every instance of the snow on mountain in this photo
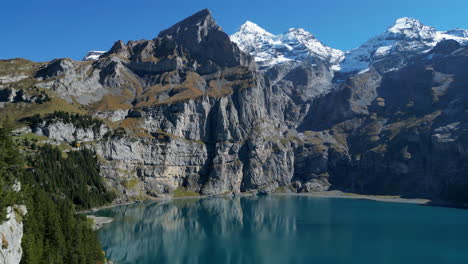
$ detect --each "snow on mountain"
[230,21,344,70]
[83,18,467,73]
[340,17,468,73]
[82,51,106,61]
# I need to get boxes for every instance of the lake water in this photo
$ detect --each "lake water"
[95,196,468,264]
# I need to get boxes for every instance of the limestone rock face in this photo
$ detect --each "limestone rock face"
[41,121,108,143]
[0,206,27,264]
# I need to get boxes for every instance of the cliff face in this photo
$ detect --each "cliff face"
[15,9,297,201]
[301,40,468,202]
[0,206,27,264]
[2,10,468,204]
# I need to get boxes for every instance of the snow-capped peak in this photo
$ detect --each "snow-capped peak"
[83,51,106,61]
[387,17,424,33]
[390,17,422,29]
[339,17,468,73]
[231,21,275,55]
[238,21,273,36]
[286,28,313,36]
[444,28,468,38]
[231,22,344,69]
[387,17,435,38]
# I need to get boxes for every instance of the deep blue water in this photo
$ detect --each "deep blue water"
[95,196,468,264]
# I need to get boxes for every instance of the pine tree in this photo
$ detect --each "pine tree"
[0,120,22,220]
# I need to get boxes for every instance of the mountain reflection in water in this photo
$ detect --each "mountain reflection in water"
[96,196,468,264]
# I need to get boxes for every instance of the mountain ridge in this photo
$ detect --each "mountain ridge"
[1,9,468,208]
[84,16,468,75]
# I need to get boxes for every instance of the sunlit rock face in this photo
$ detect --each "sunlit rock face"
[0,206,27,264]
[3,9,468,204]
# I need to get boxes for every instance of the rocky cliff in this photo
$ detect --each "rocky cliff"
[0,206,26,264]
[1,9,468,205]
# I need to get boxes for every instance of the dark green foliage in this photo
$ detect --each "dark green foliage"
[28,145,115,210]
[20,186,105,264]
[103,127,126,138]
[23,114,42,129]
[19,145,112,263]
[24,111,104,134]
[0,121,22,220]
[35,90,50,104]
[0,121,109,263]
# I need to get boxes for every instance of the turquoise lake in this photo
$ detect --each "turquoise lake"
[95,196,468,264]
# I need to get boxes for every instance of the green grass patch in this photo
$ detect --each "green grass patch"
[13,132,48,142]
[1,97,85,127]
[122,179,139,189]
[172,187,200,198]
[273,186,292,194]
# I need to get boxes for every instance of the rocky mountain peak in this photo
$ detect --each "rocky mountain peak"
[105,40,129,58]
[83,9,252,73]
[387,17,436,39]
[158,9,220,41]
[154,9,251,68]
[82,51,106,61]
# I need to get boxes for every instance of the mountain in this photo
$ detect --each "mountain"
[83,50,106,61]
[229,17,468,74]
[340,17,468,73]
[83,17,468,73]
[230,21,344,70]
[2,9,468,210]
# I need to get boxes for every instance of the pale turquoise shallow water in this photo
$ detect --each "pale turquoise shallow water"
[96,196,468,264]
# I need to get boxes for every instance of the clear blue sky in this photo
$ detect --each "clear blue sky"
[1,0,467,62]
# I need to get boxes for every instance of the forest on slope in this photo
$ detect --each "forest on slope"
[0,121,114,263]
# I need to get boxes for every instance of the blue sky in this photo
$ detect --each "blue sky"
[1,0,467,62]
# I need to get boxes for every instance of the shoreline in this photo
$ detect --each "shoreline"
[273,191,431,205]
[84,190,433,230]
[85,190,468,229]
[84,190,431,215]
[86,215,114,230]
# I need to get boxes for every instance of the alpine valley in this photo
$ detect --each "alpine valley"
[2,9,468,263]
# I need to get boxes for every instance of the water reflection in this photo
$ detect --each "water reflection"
[97,196,468,264]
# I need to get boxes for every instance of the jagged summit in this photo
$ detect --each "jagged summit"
[158,9,220,40]
[339,17,468,73]
[93,9,252,70]
[237,21,273,36]
[36,8,255,106]
[231,21,274,55]
[387,17,435,38]
[83,12,468,74]
[231,21,344,69]
[82,51,106,61]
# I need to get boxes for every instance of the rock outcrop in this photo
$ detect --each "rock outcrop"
[0,206,27,264]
